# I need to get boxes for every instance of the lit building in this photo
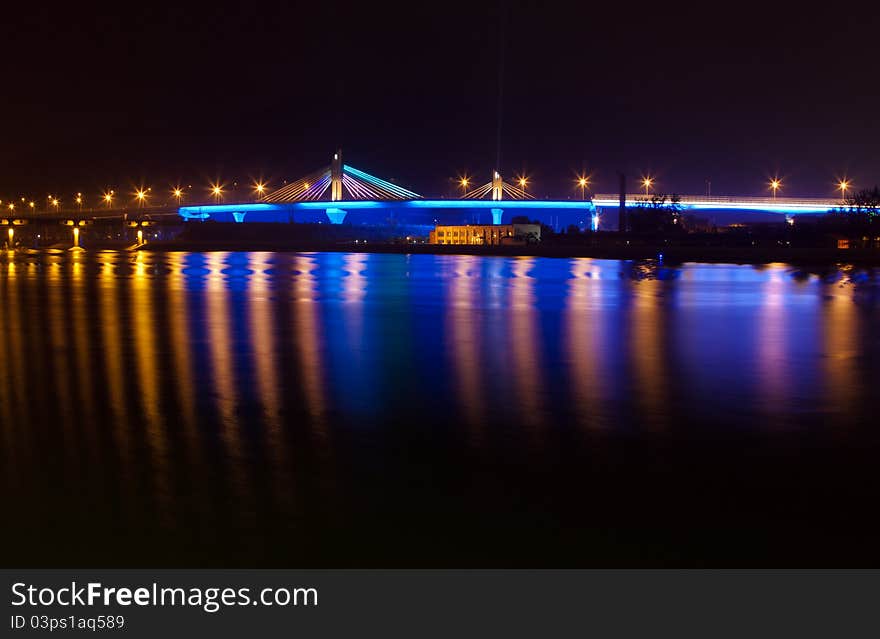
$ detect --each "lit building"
[429,223,541,246]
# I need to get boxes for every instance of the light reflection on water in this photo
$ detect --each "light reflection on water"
[2,251,880,566]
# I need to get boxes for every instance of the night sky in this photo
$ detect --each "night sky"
[2,2,878,202]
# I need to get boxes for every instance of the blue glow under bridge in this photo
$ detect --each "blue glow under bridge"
[592,194,844,216]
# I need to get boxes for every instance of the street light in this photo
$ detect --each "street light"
[254,182,266,198]
[769,178,781,200]
[518,176,528,197]
[642,176,654,196]
[459,176,470,197]
[577,175,589,200]
[211,183,224,203]
[838,179,851,201]
[75,193,83,211]
[172,187,183,204]
[104,191,114,207]
[135,189,147,208]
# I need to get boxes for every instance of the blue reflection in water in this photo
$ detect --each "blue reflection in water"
[2,250,880,565]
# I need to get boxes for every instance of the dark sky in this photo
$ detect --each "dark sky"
[2,1,878,203]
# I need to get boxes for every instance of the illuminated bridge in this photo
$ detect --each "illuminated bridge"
[180,150,592,228]
[177,151,845,230]
[592,194,843,217]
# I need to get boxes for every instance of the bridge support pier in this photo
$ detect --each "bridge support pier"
[232,212,247,223]
[326,207,347,224]
[491,208,503,225]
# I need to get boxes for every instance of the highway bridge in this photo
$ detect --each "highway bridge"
[591,194,844,216]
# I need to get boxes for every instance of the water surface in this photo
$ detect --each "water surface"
[2,251,879,565]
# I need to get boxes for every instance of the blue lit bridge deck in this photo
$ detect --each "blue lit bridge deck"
[592,194,844,216]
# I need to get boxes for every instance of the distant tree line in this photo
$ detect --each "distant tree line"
[630,194,684,233]
[819,186,880,235]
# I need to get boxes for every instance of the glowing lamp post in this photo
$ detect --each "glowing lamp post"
[211,184,223,203]
[173,188,184,205]
[518,176,528,197]
[838,179,850,201]
[254,182,266,199]
[459,177,469,198]
[135,189,147,208]
[642,176,654,196]
[577,176,589,201]
[769,178,781,201]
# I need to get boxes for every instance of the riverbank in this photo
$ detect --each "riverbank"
[134,239,880,266]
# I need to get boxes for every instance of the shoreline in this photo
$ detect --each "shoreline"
[131,240,880,266]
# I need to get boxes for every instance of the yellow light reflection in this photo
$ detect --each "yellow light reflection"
[248,252,292,505]
[822,276,857,425]
[98,254,134,483]
[509,257,544,433]
[131,251,172,522]
[205,252,250,511]
[293,254,328,431]
[565,258,607,430]
[630,279,668,431]
[448,255,486,440]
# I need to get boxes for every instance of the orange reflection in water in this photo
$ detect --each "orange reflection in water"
[4,261,28,434]
[0,261,21,487]
[508,257,544,431]
[70,256,100,464]
[204,252,250,507]
[98,255,134,489]
[757,265,789,416]
[293,254,327,430]
[131,252,171,521]
[165,253,203,483]
[46,259,77,475]
[447,256,486,439]
[822,282,858,425]
[565,258,607,430]
[247,252,293,504]
[630,280,669,431]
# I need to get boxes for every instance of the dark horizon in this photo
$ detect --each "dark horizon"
[2,2,878,200]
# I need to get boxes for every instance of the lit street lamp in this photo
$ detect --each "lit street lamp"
[254,182,266,199]
[135,189,147,208]
[642,176,654,196]
[577,176,589,200]
[769,178,781,200]
[173,187,184,205]
[211,183,224,203]
[838,179,850,201]
[518,176,528,197]
[459,176,470,197]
